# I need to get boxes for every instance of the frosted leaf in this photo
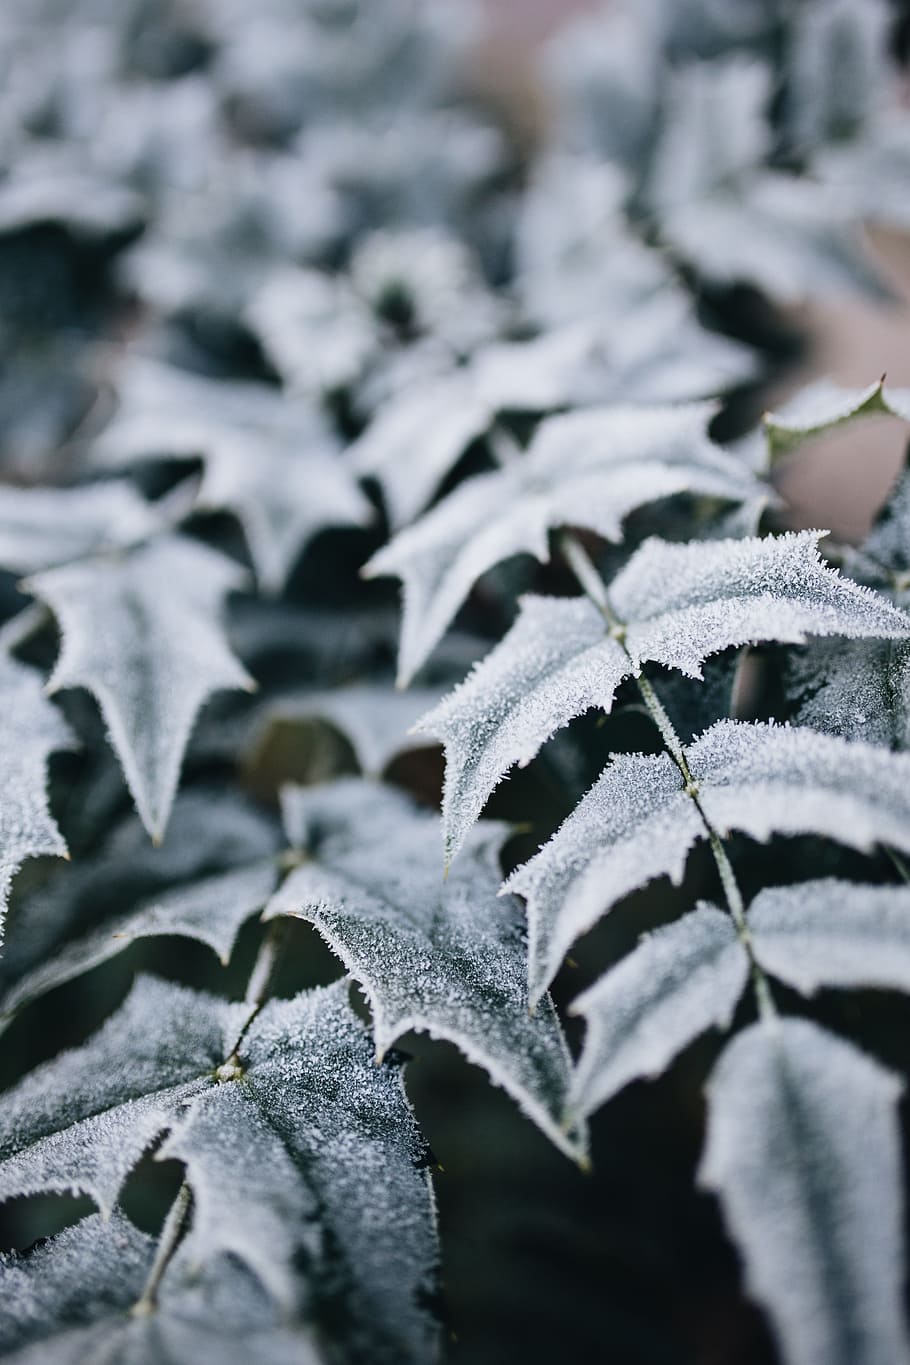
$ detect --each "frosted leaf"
[267,780,585,1160]
[472,310,754,412]
[700,1019,910,1365]
[239,982,440,1364]
[0,975,242,1214]
[346,371,491,530]
[567,907,745,1122]
[0,976,439,1360]
[26,536,254,842]
[422,531,908,864]
[509,719,910,1000]
[0,482,162,575]
[0,1216,326,1365]
[690,720,910,854]
[258,685,444,777]
[92,356,371,591]
[247,266,376,398]
[1,790,280,990]
[367,402,762,685]
[505,751,703,1003]
[787,637,910,747]
[0,1211,154,1357]
[0,653,74,942]
[763,377,909,462]
[664,173,889,305]
[614,531,910,676]
[160,1084,319,1313]
[749,879,910,996]
[0,860,279,1029]
[417,596,628,865]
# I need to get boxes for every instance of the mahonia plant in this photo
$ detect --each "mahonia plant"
[2,1,910,1363]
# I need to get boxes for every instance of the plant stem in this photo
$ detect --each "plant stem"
[131,1182,192,1318]
[559,530,777,1019]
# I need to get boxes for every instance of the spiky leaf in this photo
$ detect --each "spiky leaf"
[567,907,746,1122]
[421,531,909,863]
[0,652,73,942]
[367,402,763,684]
[266,779,584,1160]
[26,535,254,841]
[701,1019,910,1365]
[508,720,910,1000]
[0,975,439,1363]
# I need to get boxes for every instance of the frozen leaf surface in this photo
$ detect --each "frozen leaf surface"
[367,402,763,684]
[0,975,241,1215]
[422,531,909,863]
[0,482,162,575]
[0,859,279,1029]
[788,636,910,747]
[701,1019,910,1365]
[508,720,910,1000]
[93,357,371,591]
[567,907,746,1122]
[267,780,584,1159]
[0,652,73,942]
[0,976,439,1363]
[0,1214,326,1365]
[27,535,254,841]
[748,879,910,996]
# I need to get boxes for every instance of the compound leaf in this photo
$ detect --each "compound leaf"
[567,906,746,1122]
[422,531,908,864]
[266,779,585,1160]
[508,720,910,1001]
[700,1018,910,1365]
[26,535,255,842]
[749,879,910,996]
[367,402,763,685]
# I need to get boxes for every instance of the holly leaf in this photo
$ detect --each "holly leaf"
[266,779,586,1161]
[507,720,910,1001]
[700,1019,910,1365]
[787,636,910,747]
[420,531,910,864]
[0,1216,326,1365]
[0,975,440,1364]
[0,651,73,942]
[92,356,372,591]
[566,906,746,1122]
[26,535,254,842]
[748,879,910,996]
[762,377,910,463]
[0,481,162,575]
[366,402,763,685]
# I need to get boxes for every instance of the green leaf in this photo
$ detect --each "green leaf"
[701,1018,910,1365]
[267,779,585,1160]
[567,906,746,1122]
[763,377,908,463]
[26,535,255,842]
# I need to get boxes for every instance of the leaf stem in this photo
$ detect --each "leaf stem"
[559,530,777,1020]
[131,1182,192,1318]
